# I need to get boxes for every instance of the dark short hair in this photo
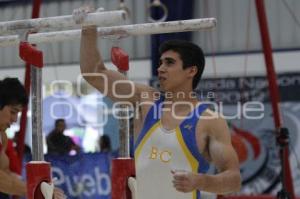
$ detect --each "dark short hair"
[55,118,65,126]
[159,40,205,89]
[0,77,28,109]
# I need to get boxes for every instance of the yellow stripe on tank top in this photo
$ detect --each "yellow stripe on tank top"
[135,121,161,161]
[175,127,199,199]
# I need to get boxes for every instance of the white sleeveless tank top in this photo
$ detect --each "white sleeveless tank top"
[135,97,211,199]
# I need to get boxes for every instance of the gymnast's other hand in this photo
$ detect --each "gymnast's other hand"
[72,6,93,25]
[171,170,201,193]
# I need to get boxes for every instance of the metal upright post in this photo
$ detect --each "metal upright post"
[31,65,44,161]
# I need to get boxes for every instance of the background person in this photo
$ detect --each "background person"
[46,118,81,155]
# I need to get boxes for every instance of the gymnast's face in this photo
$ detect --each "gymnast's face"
[0,104,22,132]
[158,50,193,92]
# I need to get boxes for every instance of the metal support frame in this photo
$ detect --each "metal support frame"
[0,10,127,36]
[0,18,216,47]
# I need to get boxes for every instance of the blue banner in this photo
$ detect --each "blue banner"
[45,153,111,199]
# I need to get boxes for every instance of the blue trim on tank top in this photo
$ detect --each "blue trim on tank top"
[179,103,210,173]
[134,96,164,150]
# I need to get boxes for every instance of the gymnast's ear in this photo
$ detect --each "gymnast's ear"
[188,65,198,77]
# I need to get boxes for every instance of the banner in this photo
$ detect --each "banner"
[150,73,300,103]
[224,102,300,195]
[196,72,300,103]
[45,153,111,199]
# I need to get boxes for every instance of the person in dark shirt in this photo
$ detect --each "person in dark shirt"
[46,119,80,155]
[98,134,112,153]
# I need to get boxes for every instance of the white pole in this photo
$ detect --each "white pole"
[0,18,216,47]
[0,10,127,36]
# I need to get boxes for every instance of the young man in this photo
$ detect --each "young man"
[78,12,241,199]
[0,77,65,198]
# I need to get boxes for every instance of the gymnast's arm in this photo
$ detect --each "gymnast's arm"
[80,26,156,104]
[172,112,241,194]
[196,114,241,194]
[0,148,26,196]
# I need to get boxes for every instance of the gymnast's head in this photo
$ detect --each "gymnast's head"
[158,40,205,91]
[0,77,28,131]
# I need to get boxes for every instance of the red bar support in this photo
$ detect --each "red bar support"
[111,158,135,199]
[111,47,129,72]
[26,161,51,199]
[19,42,43,68]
